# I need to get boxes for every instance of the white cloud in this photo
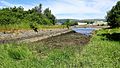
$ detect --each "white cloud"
[45,0,101,14]
[0,0,35,10]
[43,0,118,19]
[0,0,119,19]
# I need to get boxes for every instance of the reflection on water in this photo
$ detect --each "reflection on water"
[72,28,95,35]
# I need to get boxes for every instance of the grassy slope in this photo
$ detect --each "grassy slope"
[0,32,90,68]
[78,28,120,68]
[0,28,120,68]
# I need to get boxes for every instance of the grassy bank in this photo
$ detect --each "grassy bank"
[78,28,120,68]
[1,28,120,68]
[0,32,90,68]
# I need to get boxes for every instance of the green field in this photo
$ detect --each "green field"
[0,28,120,68]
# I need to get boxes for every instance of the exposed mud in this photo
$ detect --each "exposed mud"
[35,31,91,47]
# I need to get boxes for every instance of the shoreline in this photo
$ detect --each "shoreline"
[0,27,98,44]
[0,29,73,44]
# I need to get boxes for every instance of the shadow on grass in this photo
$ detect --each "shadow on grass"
[99,33,120,41]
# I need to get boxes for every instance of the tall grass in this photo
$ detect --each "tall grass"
[0,23,30,31]
[37,25,66,29]
[0,43,42,68]
[0,23,66,32]
[0,43,79,68]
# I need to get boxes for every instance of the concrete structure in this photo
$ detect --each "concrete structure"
[93,21,108,26]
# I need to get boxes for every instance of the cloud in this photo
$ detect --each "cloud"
[45,0,101,14]
[0,0,119,19]
[0,0,35,10]
[42,0,118,19]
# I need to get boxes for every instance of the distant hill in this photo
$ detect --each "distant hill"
[57,19,79,24]
[57,19,106,24]
[79,19,106,22]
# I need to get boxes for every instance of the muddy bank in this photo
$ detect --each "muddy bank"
[34,31,91,47]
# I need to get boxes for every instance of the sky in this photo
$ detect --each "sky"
[0,0,119,19]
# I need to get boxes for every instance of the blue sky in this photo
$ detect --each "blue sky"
[0,0,119,19]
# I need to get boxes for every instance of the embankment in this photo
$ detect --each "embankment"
[0,29,72,44]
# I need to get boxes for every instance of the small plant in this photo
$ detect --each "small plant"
[29,22,38,32]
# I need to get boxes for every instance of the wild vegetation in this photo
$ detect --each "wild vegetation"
[0,4,57,30]
[1,28,120,68]
[0,32,90,68]
[63,19,78,26]
[0,1,120,68]
[78,28,120,68]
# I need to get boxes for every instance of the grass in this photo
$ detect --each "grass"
[0,23,66,32]
[37,25,66,29]
[0,32,89,68]
[0,43,41,68]
[0,23,30,31]
[77,28,120,68]
[0,28,120,68]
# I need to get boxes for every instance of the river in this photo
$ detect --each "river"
[72,28,96,35]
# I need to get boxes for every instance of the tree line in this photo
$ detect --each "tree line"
[0,4,56,28]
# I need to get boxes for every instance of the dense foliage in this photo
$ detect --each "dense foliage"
[0,4,56,28]
[106,1,120,28]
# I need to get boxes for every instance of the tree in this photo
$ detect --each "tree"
[44,8,56,25]
[106,1,120,28]
[0,3,57,29]
[38,4,42,13]
[63,19,71,29]
[62,19,77,26]
[31,4,42,14]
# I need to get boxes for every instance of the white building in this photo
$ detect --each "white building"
[93,21,108,26]
[78,22,87,25]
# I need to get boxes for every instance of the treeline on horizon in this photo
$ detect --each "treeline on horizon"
[0,4,56,29]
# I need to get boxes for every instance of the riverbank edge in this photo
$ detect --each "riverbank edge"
[20,30,73,43]
[0,29,74,44]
